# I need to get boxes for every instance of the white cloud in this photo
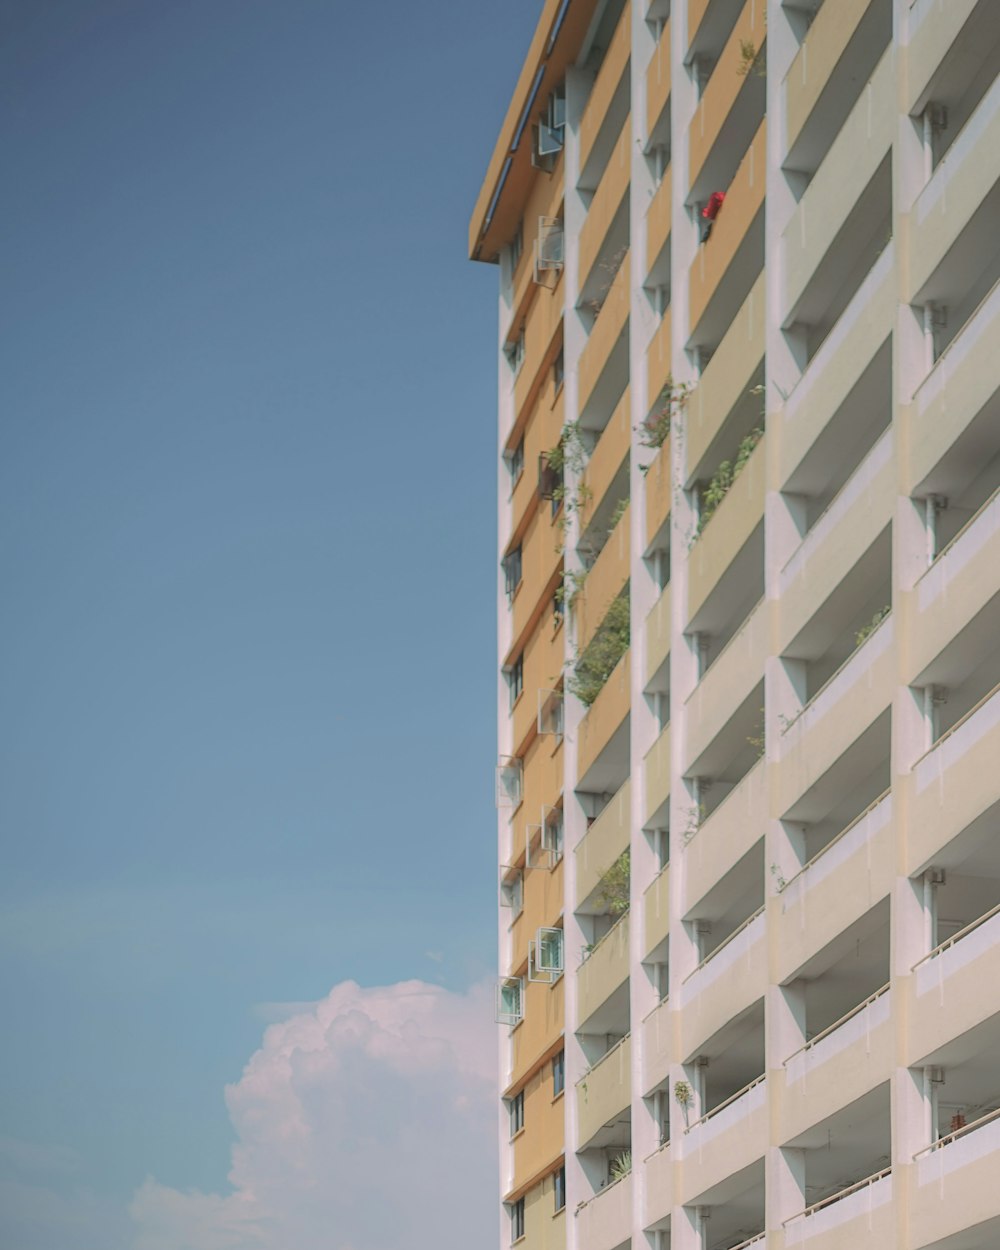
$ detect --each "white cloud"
[131,979,498,1250]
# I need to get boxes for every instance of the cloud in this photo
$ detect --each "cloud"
[131,978,498,1250]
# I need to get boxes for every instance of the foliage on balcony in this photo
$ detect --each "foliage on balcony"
[568,591,630,706]
[854,605,890,648]
[639,374,694,450]
[695,426,763,538]
[595,849,630,918]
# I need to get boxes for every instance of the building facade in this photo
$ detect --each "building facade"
[470,1,1000,1249]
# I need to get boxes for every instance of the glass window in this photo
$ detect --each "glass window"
[552,1050,565,1097]
[511,1197,525,1241]
[553,1166,566,1212]
[509,1089,524,1137]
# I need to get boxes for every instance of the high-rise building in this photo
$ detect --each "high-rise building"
[470,2,1000,1249]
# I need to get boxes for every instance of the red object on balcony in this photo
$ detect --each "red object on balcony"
[702,191,726,221]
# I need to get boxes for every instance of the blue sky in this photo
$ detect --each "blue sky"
[0,2,541,1243]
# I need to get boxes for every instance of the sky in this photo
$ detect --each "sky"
[0,1,543,1245]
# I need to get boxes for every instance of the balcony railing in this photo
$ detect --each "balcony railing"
[914,677,1000,768]
[685,1073,765,1134]
[784,982,890,1063]
[728,1235,765,1250]
[686,904,765,979]
[920,482,1000,577]
[780,788,891,892]
[784,1167,892,1225]
[577,1030,632,1084]
[780,609,892,737]
[914,1105,1000,1158]
[912,902,1000,971]
[581,908,629,966]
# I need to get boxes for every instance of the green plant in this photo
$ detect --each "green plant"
[695,427,763,537]
[609,1149,632,1182]
[674,1080,693,1127]
[584,246,629,318]
[737,38,766,78]
[855,605,890,648]
[567,591,630,706]
[608,497,629,530]
[555,567,588,614]
[770,863,787,893]
[746,706,765,759]
[639,375,694,449]
[595,849,631,918]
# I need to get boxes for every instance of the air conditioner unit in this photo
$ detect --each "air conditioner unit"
[538,688,564,738]
[495,976,524,1025]
[496,756,523,808]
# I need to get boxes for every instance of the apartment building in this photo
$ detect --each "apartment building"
[470,1,1000,1249]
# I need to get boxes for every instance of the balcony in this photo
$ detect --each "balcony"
[688,121,765,350]
[684,597,766,774]
[906,0,994,116]
[578,650,631,787]
[641,1136,674,1230]
[779,246,893,495]
[783,51,893,329]
[776,616,895,821]
[909,273,1000,499]
[781,987,893,1144]
[579,0,631,187]
[680,1077,767,1204]
[784,0,891,176]
[577,1033,632,1148]
[576,779,631,911]
[580,390,630,540]
[646,18,670,139]
[643,722,670,828]
[644,583,670,690]
[645,306,672,416]
[579,254,630,424]
[685,271,764,487]
[910,903,1000,1060]
[579,122,631,297]
[776,793,893,985]
[644,437,670,554]
[783,1169,893,1250]
[577,912,630,1032]
[679,909,766,1059]
[643,865,670,957]
[577,513,630,656]
[684,759,765,913]
[689,0,766,203]
[645,166,671,282]
[575,1172,632,1250]
[911,1109,1000,1249]
[641,995,671,1094]
[688,431,765,627]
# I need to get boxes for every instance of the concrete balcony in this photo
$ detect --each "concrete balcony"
[779,247,893,493]
[577,510,630,655]
[783,51,893,325]
[909,902,1000,1061]
[679,909,766,1059]
[910,71,1000,304]
[511,975,565,1085]
[575,1172,631,1250]
[578,912,630,1031]
[580,0,631,184]
[908,273,1000,497]
[776,616,895,820]
[688,432,766,626]
[578,650,631,784]
[908,487,1000,681]
[906,682,1000,877]
[641,995,671,1094]
[775,793,893,986]
[784,0,890,174]
[581,389,630,535]
[679,1076,767,1204]
[644,437,671,555]
[646,18,671,139]
[577,1033,632,1148]
[643,723,671,828]
[783,1171,893,1250]
[644,583,671,690]
[576,779,631,911]
[509,385,564,539]
[688,121,765,349]
[579,255,630,423]
[645,166,671,280]
[689,0,766,199]
[579,122,631,295]
[911,1112,1000,1249]
[781,986,893,1144]
[906,0,987,115]
[685,759,765,914]
[777,428,894,656]
[685,272,764,487]
[643,865,670,957]
[684,598,766,774]
[642,1137,674,1229]
[645,306,672,417]
[510,506,562,648]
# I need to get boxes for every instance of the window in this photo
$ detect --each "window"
[505,328,526,374]
[553,348,564,392]
[509,1089,524,1137]
[500,870,523,918]
[552,1050,565,1097]
[502,546,522,600]
[506,655,523,709]
[553,1166,566,1212]
[510,1197,525,1242]
[496,976,524,1026]
[543,807,564,862]
[510,221,524,272]
[536,927,564,975]
[506,438,524,486]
